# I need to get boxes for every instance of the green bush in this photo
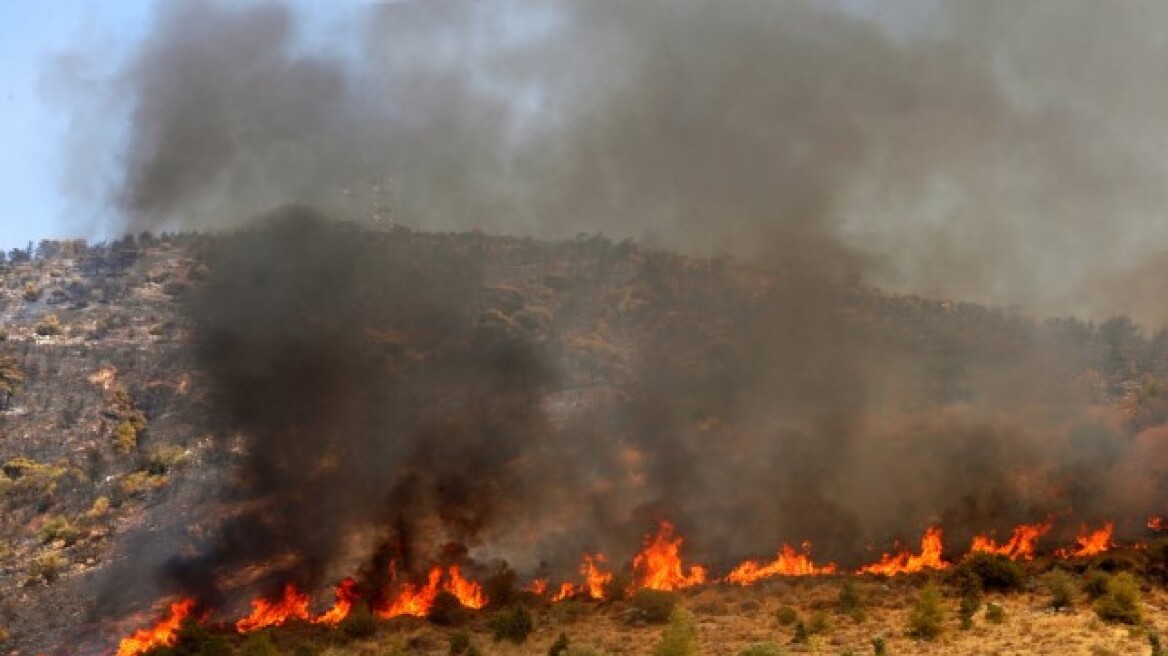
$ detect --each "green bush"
[28,550,68,584]
[984,602,1005,624]
[738,642,786,656]
[449,630,475,655]
[652,607,698,656]
[548,632,571,656]
[1082,570,1110,600]
[793,611,830,643]
[907,582,944,640]
[239,633,278,656]
[957,587,981,630]
[630,589,678,624]
[1043,569,1077,610]
[35,314,61,336]
[113,420,139,453]
[951,553,1025,593]
[490,605,534,644]
[775,605,799,626]
[1093,572,1142,625]
[339,603,378,638]
[871,636,888,655]
[39,515,80,545]
[1150,631,1163,656]
[838,578,866,620]
[428,591,469,626]
[483,563,517,608]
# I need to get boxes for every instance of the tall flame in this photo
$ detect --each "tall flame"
[236,583,311,632]
[314,577,359,626]
[857,526,947,575]
[969,522,1051,561]
[632,522,708,591]
[375,565,487,618]
[115,599,196,656]
[725,542,837,585]
[1056,522,1113,558]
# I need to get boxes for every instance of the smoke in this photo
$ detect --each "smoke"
[49,0,1168,623]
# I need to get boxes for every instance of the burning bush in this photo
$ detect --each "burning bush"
[1092,572,1143,625]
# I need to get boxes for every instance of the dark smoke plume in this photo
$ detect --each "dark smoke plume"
[52,0,1168,626]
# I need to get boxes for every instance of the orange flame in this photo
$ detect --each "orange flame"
[857,526,947,575]
[525,578,549,596]
[551,582,578,602]
[969,522,1051,561]
[1056,522,1113,558]
[446,565,486,609]
[725,542,837,584]
[581,553,612,599]
[116,599,196,656]
[375,565,487,618]
[315,577,359,626]
[236,583,311,632]
[632,522,707,591]
[1149,516,1165,531]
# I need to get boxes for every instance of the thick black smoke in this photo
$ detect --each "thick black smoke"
[58,0,1168,619]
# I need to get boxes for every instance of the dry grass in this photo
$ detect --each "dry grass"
[320,578,1167,655]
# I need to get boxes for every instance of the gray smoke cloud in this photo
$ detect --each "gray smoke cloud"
[42,0,1168,637]
[55,0,1168,323]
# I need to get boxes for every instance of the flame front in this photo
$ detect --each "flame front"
[632,522,707,591]
[314,577,359,626]
[1056,522,1114,558]
[525,578,548,596]
[375,565,486,618]
[115,599,196,656]
[857,526,947,575]
[1149,516,1165,531]
[725,542,837,585]
[969,522,1051,560]
[236,583,311,632]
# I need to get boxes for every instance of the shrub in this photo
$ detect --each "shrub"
[630,589,678,624]
[1044,569,1077,610]
[483,563,517,608]
[428,591,469,626]
[907,582,944,640]
[1093,572,1142,625]
[449,630,475,655]
[564,648,609,656]
[35,314,61,336]
[775,605,799,626]
[1150,631,1163,656]
[113,421,139,453]
[23,284,40,302]
[292,645,320,656]
[871,636,888,655]
[951,553,1025,593]
[28,550,68,584]
[984,602,1005,624]
[957,587,981,630]
[602,572,633,602]
[548,632,571,656]
[239,633,278,656]
[652,607,698,656]
[39,515,80,545]
[793,611,830,642]
[1083,570,1110,600]
[490,605,533,644]
[838,578,866,621]
[339,603,378,638]
[738,642,786,656]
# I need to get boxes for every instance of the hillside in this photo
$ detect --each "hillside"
[1,221,1167,654]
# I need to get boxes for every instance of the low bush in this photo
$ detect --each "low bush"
[602,572,633,602]
[838,578,866,621]
[951,553,1025,593]
[28,550,68,584]
[907,582,944,640]
[957,587,981,630]
[428,591,469,626]
[1044,569,1077,610]
[39,515,80,545]
[984,602,1005,624]
[871,636,888,655]
[1093,572,1142,625]
[775,606,799,626]
[239,633,278,656]
[448,630,477,656]
[548,632,571,656]
[482,563,517,608]
[339,603,377,639]
[1082,570,1110,600]
[490,605,533,644]
[652,607,698,656]
[629,589,678,624]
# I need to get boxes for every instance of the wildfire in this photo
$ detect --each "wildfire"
[857,526,947,575]
[1149,516,1165,531]
[969,522,1051,561]
[1056,522,1114,558]
[632,522,708,590]
[115,599,196,656]
[314,577,359,626]
[547,552,613,600]
[725,542,837,585]
[525,578,549,596]
[236,583,311,632]
[552,582,577,602]
[375,565,486,618]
